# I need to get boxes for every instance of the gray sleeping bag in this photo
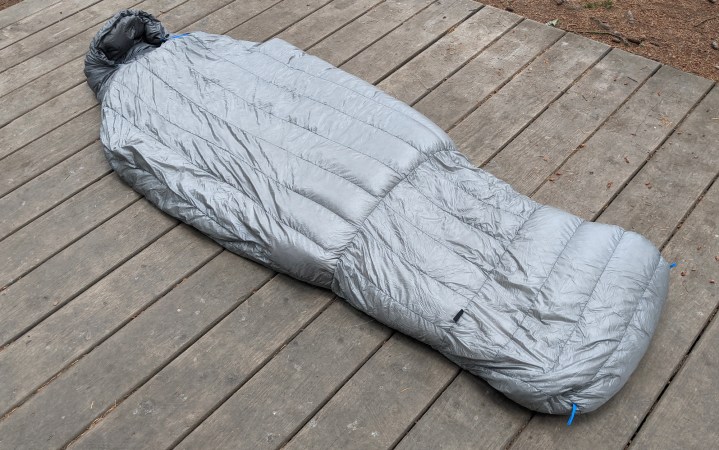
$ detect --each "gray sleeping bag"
[85,10,670,415]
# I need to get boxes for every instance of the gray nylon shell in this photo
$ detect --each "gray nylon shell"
[87,10,669,415]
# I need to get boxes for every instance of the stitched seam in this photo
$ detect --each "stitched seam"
[132,60,378,199]
[532,220,585,311]
[109,79,353,231]
[546,229,627,373]
[107,102,331,254]
[152,47,407,176]
[377,199,494,293]
[367,210,479,311]
[338,256,450,345]
[252,42,449,144]
[463,203,542,304]
[192,35,421,153]
[584,253,663,387]
[330,149,456,280]
[405,173,525,244]
[438,153,530,220]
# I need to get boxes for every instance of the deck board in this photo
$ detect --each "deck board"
[73,276,336,450]
[449,33,608,165]
[0,0,717,448]
[508,86,719,449]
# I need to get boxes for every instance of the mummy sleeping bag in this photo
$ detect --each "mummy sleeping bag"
[85,10,669,415]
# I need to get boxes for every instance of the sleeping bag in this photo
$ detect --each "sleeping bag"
[85,10,670,415]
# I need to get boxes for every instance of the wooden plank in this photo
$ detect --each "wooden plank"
[0,107,99,198]
[0,225,219,415]
[0,83,96,160]
[0,57,84,128]
[283,335,456,449]
[177,0,278,34]
[396,371,530,450]
[0,0,144,72]
[0,0,62,29]
[449,33,608,165]
[338,0,478,84]
[0,200,176,347]
[412,19,563,128]
[378,6,523,105]
[0,174,138,286]
[0,252,273,449]
[276,0,384,50]
[225,0,333,42]
[507,88,719,450]
[484,49,659,196]
[71,277,337,449]
[631,282,719,449]
[598,87,719,246]
[533,66,713,220]
[0,0,100,51]
[309,0,434,66]
[0,0,187,98]
[176,302,391,450]
[0,142,109,240]
[160,0,236,31]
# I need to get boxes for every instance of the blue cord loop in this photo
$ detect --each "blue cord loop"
[669,262,677,269]
[170,33,191,40]
[567,403,578,426]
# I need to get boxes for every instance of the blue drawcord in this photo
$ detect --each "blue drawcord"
[669,262,677,269]
[170,33,190,40]
[567,403,578,426]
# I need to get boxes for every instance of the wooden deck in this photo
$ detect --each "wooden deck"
[0,0,717,448]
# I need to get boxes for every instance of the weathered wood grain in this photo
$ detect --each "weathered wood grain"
[0,0,62,29]
[284,335,456,449]
[0,252,273,449]
[396,371,530,450]
[0,200,176,347]
[413,18,563,128]
[0,0,99,51]
[276,0,384,50]
[176,0,278,34]
[226,0,333,42]
[0,142,109,240]
[174,301,390,450]
[631,260,719,449]
[0,83,96,160]
[0,0,186,97]
[533,65,713,220]
[0,57,85,128]
[310,0,434,66]
[72,276,336,449]
[484,49,659,196]
[161,0,236,31]
[0,107,99,198]
[510,157,719,449]
[0,174,138,286]
[449,33,608,165]
[0,225,219,415]
[378,5,523,105]
[341,0,478,84]
[598,87,719,247]
[0,0,144,72]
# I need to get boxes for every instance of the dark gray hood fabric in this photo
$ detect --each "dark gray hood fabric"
[87,10,670,415]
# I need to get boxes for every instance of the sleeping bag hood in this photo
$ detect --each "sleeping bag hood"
[86,9,670,416]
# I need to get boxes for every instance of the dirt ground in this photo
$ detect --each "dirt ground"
[0,0,22,12]
[481,0,719,81]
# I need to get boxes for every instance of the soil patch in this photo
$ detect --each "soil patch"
[479,0,719,82]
